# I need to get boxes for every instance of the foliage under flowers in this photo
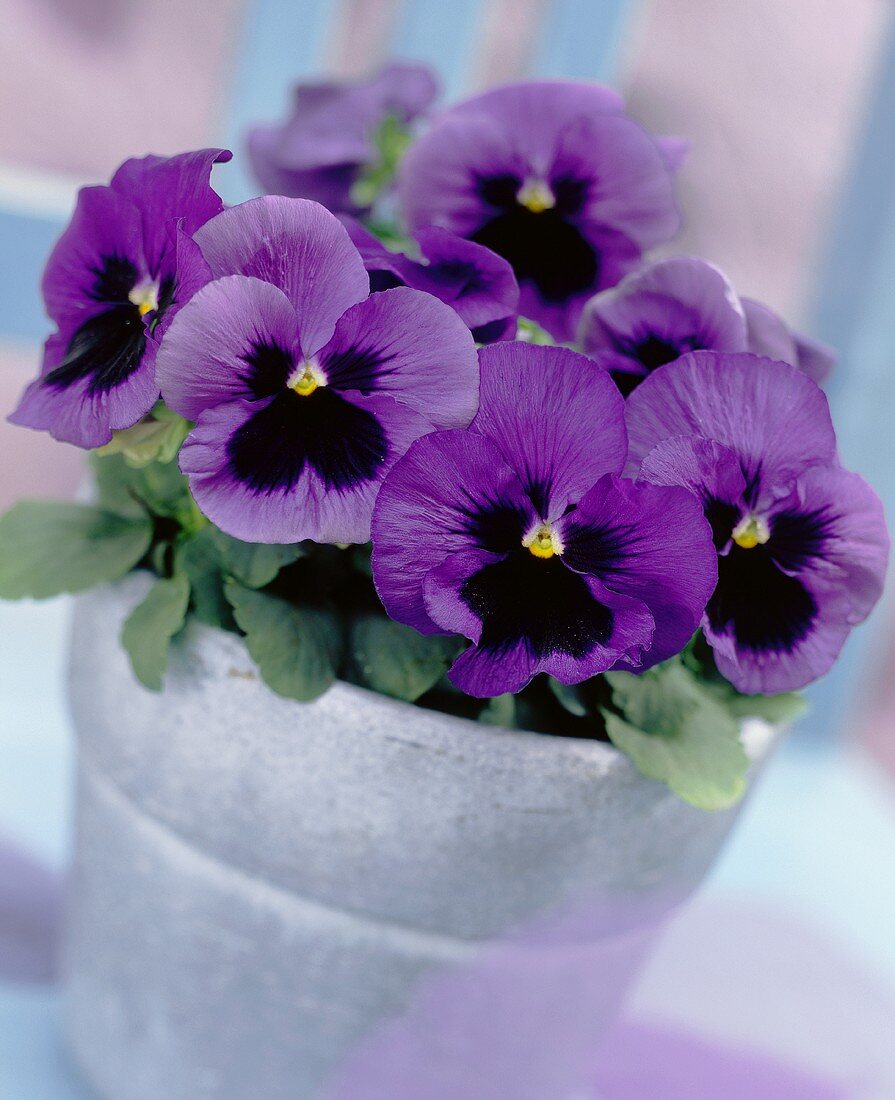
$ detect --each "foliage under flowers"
[0,67,888,811]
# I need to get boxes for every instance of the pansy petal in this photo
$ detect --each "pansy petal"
[794,331,836,384]
[624,352,837,495]
[706,571,854,695]
[248,126,360,211]
[181,389,433,545]
[638,435,747,549]
[317,286,479,428]
[149,228,215,347]
[110,149,230,274]
[156,275,300,420]
[741,298,798,364]
[424,549,654,697]
[770,464,888,623]
[472,342,628,516]
[10,330,158,448]
[41,185,144,331]
[562,474,718,668]
[579,257,747,385]
[371,430,532,634]
[193,196,370,356]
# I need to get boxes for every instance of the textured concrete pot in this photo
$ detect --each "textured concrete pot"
[63,575,774,1100]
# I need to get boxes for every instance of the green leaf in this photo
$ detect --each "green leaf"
[549,678,589,717]
[176,528,234,630]
[225,581,342,701]
[724,691,806,724]
[90,451,192,521]
[96,409,190,467]
[603,661,749,811]
[479,694,516,728]
[350,615,461,701]
[0,501,152,599]
[211,529,303,588]
[121,572,190,691]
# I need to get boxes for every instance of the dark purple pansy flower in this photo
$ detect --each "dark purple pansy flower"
[578,257,747,394]
[371,342,717,697]
[156,196,478,545]
[10,149,230,448]
[397,81,682,342]
[342,218,519,342]
[626,352,888,693]
[248,63,439,215]
[742,297,836,383]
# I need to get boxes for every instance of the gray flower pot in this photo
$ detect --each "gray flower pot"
[63,575,774,1100]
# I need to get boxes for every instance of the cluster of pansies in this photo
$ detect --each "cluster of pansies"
[0,66,888,809]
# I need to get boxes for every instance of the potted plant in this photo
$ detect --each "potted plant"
[0,68,887,1100]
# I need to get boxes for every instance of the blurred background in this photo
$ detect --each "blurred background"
[1,1,894,1096]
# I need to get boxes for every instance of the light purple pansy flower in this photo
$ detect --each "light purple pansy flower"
[156,196,479,545]
[742,297,836,383]
[397,81,682,342]
[371,342,717,697]
[578,256,748,394]
[248,63,439,215]
[10,149,230,448]
[342,218,519,342]
[626,352,888,693]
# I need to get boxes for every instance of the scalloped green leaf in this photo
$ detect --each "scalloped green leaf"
[212,530,304,588]
[225,581,341,701]
[121,572,190,691]
[350,615,461,702]
[0,501,152,599]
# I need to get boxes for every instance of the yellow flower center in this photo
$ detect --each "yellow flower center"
[517,178,556,214]
[732,514,770,550]
[523,521,563,559]
[287,361,326,397]
[128,279,160,317]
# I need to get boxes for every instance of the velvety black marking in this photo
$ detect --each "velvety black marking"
[457,500,528,555]
[227,388,388,494]
[461,550,613,659]
[369,269,404,293]
[472,171,598,302]
[562,520,638,576]
[472,208,598,303]
[551,175,591,218]
[44,304,147,394]
[707,544,816,652]
[241,340,294,399]
[768,508,833,572]
[155,275,176,319]
[90,254,139,303]
[704,497,741,551]
[321,345,396,391]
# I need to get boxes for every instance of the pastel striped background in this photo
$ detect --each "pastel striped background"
[2,0,894,751]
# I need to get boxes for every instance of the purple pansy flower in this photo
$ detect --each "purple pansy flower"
[742,298,836,383]
[248,63,439,215]
[371,342,717,697]
[156,196,478,545]
[10,149,230,448]
[397,81,682,342]
[342,218,518,342]
[578,257,748,394]
[626,352,888,693]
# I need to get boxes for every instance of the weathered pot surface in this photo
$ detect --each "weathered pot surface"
[63,575,775,1100]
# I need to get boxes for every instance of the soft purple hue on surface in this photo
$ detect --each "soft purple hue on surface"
[342,219,519,342]
[627,352,889,692]
[372,341,716,696]
[9,149,229,448]
[157,196,478,544]
[578,256,748,392]
[0,838,60,985]
[397,81,681,341]
[742,297,836,382]
[248,63,439,214]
